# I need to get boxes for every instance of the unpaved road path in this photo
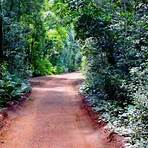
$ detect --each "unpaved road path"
[0,73,123,148]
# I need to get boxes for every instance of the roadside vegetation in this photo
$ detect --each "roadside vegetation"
[1,0,148,147]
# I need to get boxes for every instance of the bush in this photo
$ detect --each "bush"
[53,66,65,74]
[32,58,54,76]
[0,66,31,107]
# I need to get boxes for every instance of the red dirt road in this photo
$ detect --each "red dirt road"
[0,73,123,148]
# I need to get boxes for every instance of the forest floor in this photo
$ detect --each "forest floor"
[0,72,123,148]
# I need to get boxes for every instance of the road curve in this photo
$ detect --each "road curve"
[0,73,122,148]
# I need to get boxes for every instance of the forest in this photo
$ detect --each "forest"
[0,0,148,148]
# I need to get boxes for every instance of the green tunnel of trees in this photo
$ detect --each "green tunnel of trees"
[1,0,148,147]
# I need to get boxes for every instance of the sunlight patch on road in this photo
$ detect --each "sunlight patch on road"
[33,87,66,92]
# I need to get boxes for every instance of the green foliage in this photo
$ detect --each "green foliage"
[33,58,54,76]
[0,65,31,107]
[80,1,147,147]
[58,29,82,72]
[53,66,65,74]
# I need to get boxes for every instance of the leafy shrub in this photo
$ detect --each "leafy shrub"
[53,66,65,74]
[0,66,31,107]
[32,58,54,76]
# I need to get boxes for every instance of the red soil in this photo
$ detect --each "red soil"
[0,72,124,148]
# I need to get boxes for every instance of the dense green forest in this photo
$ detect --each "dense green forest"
[1,0,148,147]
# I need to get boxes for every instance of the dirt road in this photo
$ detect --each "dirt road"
[0,73,123,148]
